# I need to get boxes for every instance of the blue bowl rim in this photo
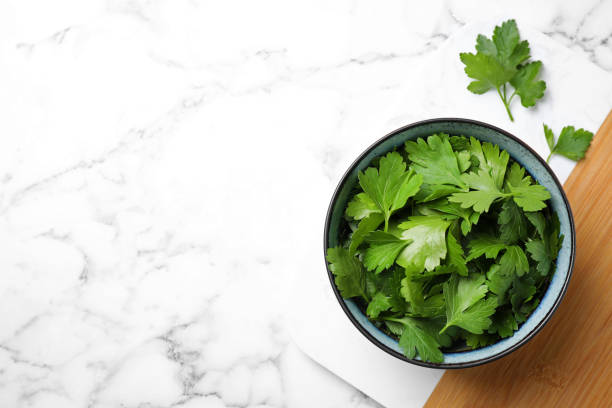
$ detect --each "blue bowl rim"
[323,117,576,369]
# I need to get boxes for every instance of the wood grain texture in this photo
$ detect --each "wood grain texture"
[425,111,612,408]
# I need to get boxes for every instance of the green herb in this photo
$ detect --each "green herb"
[327,134,563,363]
[353,151,423,232]
[542,124,594,163]
[460,19,546,121]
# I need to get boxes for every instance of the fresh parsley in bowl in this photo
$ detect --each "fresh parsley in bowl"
[324,118,574,368]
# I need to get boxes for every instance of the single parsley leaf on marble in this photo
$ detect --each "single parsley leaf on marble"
[441,274,497,334]
[363,231,412,274]
[404,134,467,190]
[544,124,556,151]
[396,216,451,272]
[326,247,368,301]
[509,61,546,107]
[385,316,445,363]
[460,19,545,121]
[542,124,594,163]
[357,152,423,232]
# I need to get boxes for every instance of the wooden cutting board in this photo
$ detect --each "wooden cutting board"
[425,111,612,408]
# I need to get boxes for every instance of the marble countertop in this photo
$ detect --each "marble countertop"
[1,1,611,407]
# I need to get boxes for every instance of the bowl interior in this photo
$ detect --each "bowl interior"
[325,119,574,368]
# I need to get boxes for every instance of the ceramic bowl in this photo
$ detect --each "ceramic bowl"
[323,118,575,369]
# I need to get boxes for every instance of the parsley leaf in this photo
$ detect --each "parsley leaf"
[525,212,563,276]
[404,134,467,189]
[460,19,545,121]
[525,211,546,237]
[381,267,408,313]
[524,240,551,276]
[505,162,551,211]
[542,124,594,163]
[387,316,445,363]
[358,152,423,231]
[464,332,498,349]
[401,278,446,317]
[414,184,464,203]
[450,143,549,213]
[460,52,515,94]
[396,216,451,272]
[466,235,507,261]
[510,61,546,107]
[499,245,529,277]
[366,292,392,318]
[441,274,497,334]
[543,124,556,151]
[346,193,379,220]
[504,161,527,188]
[507,182,550,211]
[349,213,384,254]
[449,170,508,213]
[363,231,411,274]
[419,198,479,235]
[488,309,518,338]
[446,231,468,276]
[468,137,510,189]
[498,199,528,244]
[326,247,368,301]
[510,276,537,321]
[486,263,514,300]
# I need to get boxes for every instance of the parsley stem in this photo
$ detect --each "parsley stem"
[508,90,517,104]
[546,151,553,163]
[497,86,514,122]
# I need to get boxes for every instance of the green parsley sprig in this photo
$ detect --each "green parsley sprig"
[460,19,546,121]
[543,124,594,163]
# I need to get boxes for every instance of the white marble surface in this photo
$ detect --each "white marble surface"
[0,1,611,407]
